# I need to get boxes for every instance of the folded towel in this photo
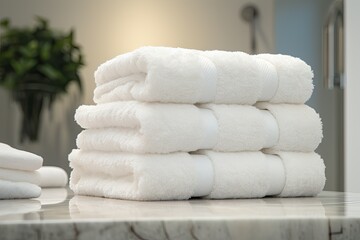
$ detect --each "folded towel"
[94,46,313,104]
[0,166,68,188]
[75,101,322,153]
[198,150,283,199]
[38,166,68,188]
[0,167,41,185]
[257,54,314,103]
[76,102,218,153]
[0,143,43,171]
[0,180,41,199]
[257,103,323,152]
[69,150,195,200]
[69,150,325,200]
[0,144,44,200]
[269,151,326,197]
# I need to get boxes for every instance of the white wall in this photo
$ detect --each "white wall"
[1,0,274,105]
[0,0,274,173]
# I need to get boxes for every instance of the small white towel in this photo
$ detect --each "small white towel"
[0,166,68,188]
[37,166,68,188]
[75,101,322,153]
[94,46,313,104]
[0,180,41,199]
[0,143,46,200]
[0,143,43,171]
[0,167,41,185]
[69,150,325,200]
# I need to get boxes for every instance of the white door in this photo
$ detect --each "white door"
[344,0,360,192]
[275,0,344,191]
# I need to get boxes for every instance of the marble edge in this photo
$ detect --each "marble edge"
[1,217,359,240]
[0,215,356,225]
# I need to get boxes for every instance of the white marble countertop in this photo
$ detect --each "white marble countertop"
[1,189,360,240]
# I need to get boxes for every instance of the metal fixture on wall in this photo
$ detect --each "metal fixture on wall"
[240,4,259,54]
[323,0,344,89]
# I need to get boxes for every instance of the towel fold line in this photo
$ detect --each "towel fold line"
[0,167,41,185]
[265,154,286,195]
[198,108,219,149]
[196,55,218,103]
[192,154,215,197]
[260,110,280,148]
[256,58,279,101]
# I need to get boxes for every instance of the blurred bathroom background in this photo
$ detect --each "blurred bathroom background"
[0,0,358,192]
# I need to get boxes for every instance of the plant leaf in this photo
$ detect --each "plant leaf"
[35,16,48,29]
[2,73,17,89]
[40,42,51,61]
[0,16,84,95]
[38,64,62,80]
[0,18,9,29]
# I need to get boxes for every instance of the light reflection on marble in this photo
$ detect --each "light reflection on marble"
[69,195,329,220]
[1,190,360,240]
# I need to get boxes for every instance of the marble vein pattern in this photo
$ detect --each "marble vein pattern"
[0,190,360,240]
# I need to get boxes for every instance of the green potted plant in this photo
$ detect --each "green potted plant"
[0,17,84,142]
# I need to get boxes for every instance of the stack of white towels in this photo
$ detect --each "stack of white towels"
[69,46,325,200]
[0,143,68,199]
[0,143,43,199]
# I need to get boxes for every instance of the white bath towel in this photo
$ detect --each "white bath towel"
[0,143,43,171]
[69,150,196,200]
[257,54,314,104]
[38,166,68,188]
[69,150,325,200]
[0,167,41,185]
[201,104,278,151]
[197,50,277,104]
[94,46,313,104]
[199,150,273,199]
[76,102,218,153]
[0,180,41,199]
[75,101,322,153]
[273,151,326,197]
[257,103,323,152]
[94,47,218,104]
